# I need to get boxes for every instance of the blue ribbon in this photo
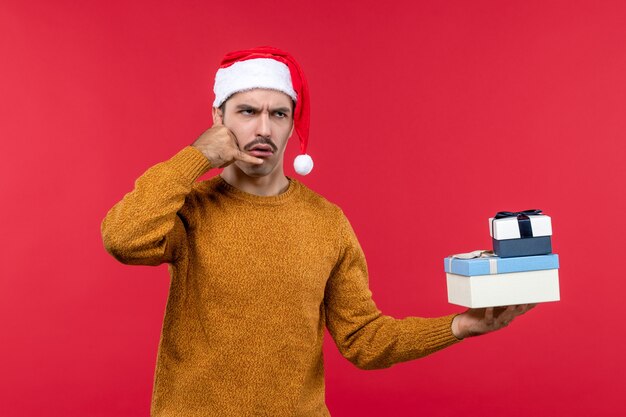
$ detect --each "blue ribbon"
[493,209,542,238]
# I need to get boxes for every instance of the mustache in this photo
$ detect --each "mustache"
[243,136,278,152]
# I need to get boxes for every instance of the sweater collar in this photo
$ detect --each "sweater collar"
[214,176,299,205]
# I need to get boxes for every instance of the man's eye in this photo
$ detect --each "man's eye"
[240,109,254,115]
[274,112,286,118]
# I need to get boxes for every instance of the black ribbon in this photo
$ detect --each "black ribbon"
[493,209,542,238]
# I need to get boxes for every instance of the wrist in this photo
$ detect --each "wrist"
[451,314,466,340]
[190,143,216,166]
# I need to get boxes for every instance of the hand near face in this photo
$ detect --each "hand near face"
[451,304,537,339]
[191,116,263,168]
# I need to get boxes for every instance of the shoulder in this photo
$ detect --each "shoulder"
[293,179,345,217]
[181,176,223,210]
[190,175,221,195]
[293,183,366,261]
[291,180,355,241]
[188,174,217,190]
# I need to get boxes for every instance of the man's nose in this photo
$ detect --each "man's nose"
[256,112,271,137]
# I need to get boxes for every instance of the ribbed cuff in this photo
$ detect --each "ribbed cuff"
[166,146,212,183]
[383,314,464,366]
[411,314,464,353]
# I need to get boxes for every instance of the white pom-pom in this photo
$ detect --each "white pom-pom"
[294,154,314,175]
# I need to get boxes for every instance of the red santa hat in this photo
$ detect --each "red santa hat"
[213,46,313,175]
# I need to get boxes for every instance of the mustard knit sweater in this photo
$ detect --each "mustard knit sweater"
[101,146,461,416]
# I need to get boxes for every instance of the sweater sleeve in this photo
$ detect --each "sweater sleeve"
[101,146,212,266]
[324,211,461,370]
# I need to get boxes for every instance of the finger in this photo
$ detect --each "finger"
[222,125,242,152]
[493,306,513,327]
[484,307,494,325]
[493,306,514,325]
[504,305,517,319]
[225,128,240,148]
[233,150,263,165]
[520,303,537,315]
[494,306,509,318]
[225,129,263,164]
[512,304,532,316]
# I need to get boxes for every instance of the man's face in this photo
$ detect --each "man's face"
[213,89,294,178]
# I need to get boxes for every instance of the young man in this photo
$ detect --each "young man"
[101,46,533,416]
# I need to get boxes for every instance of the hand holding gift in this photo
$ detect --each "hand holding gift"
[451,304,537,339]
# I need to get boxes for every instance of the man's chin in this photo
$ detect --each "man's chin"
[236,160,274,177]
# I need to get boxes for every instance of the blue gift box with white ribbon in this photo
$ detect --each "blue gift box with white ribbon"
[444,253,559,276]
[489,210,553,258]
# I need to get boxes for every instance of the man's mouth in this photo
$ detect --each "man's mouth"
[244,137,278,158]
[248,144,274,157]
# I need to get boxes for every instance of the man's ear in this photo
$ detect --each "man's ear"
[288,101,295,140]
[288,121,294,140]
[212,107,223,125]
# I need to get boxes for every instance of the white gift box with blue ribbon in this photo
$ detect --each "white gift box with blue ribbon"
[444,251,560,308]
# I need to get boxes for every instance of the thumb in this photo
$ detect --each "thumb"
[484,307,494,325]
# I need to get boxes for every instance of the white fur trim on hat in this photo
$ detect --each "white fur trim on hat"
[213,58,298,107]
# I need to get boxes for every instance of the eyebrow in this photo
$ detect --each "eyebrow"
[234,104,292,114]
[235,104,257,111]
[272,107,291,114]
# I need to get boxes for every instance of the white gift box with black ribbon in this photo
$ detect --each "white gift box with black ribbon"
[444,250,560,308]
[489,214,552,240]
[489,210,553,258]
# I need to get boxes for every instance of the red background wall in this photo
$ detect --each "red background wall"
[2,0,625,416]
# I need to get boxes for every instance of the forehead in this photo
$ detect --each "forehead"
[226,88,293,108]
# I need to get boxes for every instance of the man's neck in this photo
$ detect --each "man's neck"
[220,166,290,197]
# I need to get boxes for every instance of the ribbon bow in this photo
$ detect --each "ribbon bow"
[494,209,542,220]
[447,250,499,274]
[450,250,496,259]
[493,209,543,238]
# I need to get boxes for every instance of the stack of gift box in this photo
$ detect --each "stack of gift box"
[444,210,560,308]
